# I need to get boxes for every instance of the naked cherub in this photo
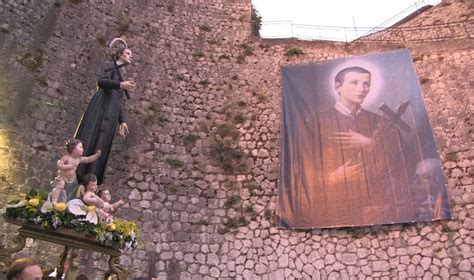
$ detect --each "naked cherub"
[49,139,101,204]
[97,188,126,223]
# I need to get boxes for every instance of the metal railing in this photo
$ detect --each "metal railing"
[257,0,471,42]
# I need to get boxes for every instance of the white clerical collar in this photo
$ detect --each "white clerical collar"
[334,101,361,118]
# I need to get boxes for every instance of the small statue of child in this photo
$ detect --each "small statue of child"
[49,139,101,203]
[81,174,104,208]
[96,188,126,223]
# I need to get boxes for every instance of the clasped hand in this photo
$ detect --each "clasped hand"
[329,129,373,150]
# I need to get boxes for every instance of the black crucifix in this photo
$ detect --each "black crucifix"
[378,100,412,133]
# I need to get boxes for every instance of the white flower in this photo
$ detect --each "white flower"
[40,201,53,213]
[33,216,43,224]
[52,216,61,229]
[85,211,98,225]
[8,200,26,208]
[67,199,87,216]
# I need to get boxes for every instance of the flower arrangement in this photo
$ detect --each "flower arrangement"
[2,189,140,250]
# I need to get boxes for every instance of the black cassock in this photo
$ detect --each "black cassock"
[75,61,126,185]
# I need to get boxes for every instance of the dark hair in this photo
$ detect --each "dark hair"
[82,174,97,189]
[335,66,371,85]
[66,139,82,154]
[76,274,89,280]
[7,257,40,280]
[114,47,127,60]
[97,187,110,198]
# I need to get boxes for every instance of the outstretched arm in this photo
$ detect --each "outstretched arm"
[109,199,126,212]
[80,150,102,164]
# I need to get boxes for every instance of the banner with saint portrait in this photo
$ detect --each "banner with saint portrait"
[277,50,451,228]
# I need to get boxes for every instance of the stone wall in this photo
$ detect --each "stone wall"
[0,0,472,279]
[359,0,473,42]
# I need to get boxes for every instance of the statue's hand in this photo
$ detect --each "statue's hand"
[118,123,129,138]
[120,80,136,91]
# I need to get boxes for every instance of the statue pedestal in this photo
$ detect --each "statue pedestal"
[0,219,127,279]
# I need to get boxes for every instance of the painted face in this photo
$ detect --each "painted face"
[86,180,98,193]
[119,49,133,64]
[71,142,84,157]
[100,190,111,202]
[19,264,43,280]
[336,72,371,106]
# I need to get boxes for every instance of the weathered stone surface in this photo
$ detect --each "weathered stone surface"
[0,1,472,280]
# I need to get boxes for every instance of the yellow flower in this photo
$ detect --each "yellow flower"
[106,223,116,231]
[54,203,67,212]
[123,228,132,237]
[28,198,40,207]
[19,193,27,199]
[87,205,96,212]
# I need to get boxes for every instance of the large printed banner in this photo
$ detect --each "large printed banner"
[277,50,451,228]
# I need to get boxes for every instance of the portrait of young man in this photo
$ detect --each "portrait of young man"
[277,50,451,228]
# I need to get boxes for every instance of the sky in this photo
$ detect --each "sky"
[252,0,441,41]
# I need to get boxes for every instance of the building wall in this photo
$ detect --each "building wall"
[0,0,472,279]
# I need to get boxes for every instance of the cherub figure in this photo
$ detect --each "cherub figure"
[81,174,104,208]
[50,139,101,203]
[97,187,126,223]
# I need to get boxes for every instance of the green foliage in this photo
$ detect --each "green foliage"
[244,205,255,214]
[36,77,48,88]
[347,227,366,239]
[156,113,169,124]
[216,123,239,139]
[234,113,247,124]
[210,139,246,173]
[183,133,199,148]
[17,49,43,71]
[245,183,260,194]
[198,79,210,86]
[167,3,175,12]
[264,209,274,221]
[3,189,140,250]
[169,185,178,193]
[224,195,241,208]
[286,47,304,57]
[166,158,185,168]
[241,43,253,56]
[420,77,431,85]
[199,24,211,32]
[236,55,245,64]
[148,102,161,112]
[117,11,132,33]
[145,102,169,126]
[96,36,107,47]
[251,5,262,37]
[445,152,459,162]
[193,52,205,58]
[218,216,247,234]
